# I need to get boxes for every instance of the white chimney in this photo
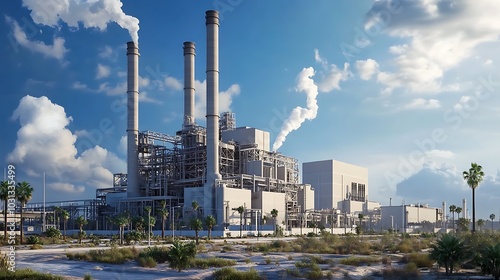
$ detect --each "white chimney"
[183,41,196,127]
[126,41,140,198]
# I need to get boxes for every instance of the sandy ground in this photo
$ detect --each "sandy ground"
[7,241,492,280]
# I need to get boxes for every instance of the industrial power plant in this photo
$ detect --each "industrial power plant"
[21,10,452,236]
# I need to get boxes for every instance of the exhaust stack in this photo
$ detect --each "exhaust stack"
[205,10,221,182]
[183,42,196,127]
[126,41,140,198]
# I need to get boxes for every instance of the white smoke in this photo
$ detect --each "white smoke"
[272,67,318,151]
[22,0,140,43]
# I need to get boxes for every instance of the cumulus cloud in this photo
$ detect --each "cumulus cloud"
[365,0,500,93]
[355,59,379,80]
[193,80,240,122]
[49,182,85,193]
[396,161,500,218]
[96,64,111,79]
[5,16,68,60]
[98,45,115,59]
[402,98,441,110]
[164,76,183,91]
[314,49,350,92]
[118,135,127,155]
[22,0,140,43]
[7,95,125,194]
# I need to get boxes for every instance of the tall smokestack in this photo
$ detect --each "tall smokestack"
[204,10,221,218]
[205,10,221,181]
[183,42,196,127]
[126,41,139,198]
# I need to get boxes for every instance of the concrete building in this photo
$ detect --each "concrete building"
[302,159,368,211]
[380,204,443,232]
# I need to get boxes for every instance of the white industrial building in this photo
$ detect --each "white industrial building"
[302,159,375,212]
[380,204,444,232]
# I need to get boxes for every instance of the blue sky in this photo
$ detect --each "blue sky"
[1,0,500,220]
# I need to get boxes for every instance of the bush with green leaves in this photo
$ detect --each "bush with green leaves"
[0,268,65,279]
[138,246,170,264]
[137,256,157,268]
[430,233,468,276]
[478,243,500,280]
[190,257,236,268]
[26,235,40,245]
[402,253,434,268]
[213,267,261,280]
[44,228,61,239]
[124,230,145,245]
[168,240,197,272]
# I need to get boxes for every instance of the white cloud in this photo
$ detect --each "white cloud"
[96,64,111,79]
[98,81,126,96]
[165,76,183,91]
[355,59,379,80]
[22,0,140,43]
[194,80,240,122]
[7,95,126,193]
[402,98,440,110]
[6,16,68,61]
[72,81,89,90]
[49,182,85,193]
[139,92,162,104]
[314,49,350,93]
[425,149,454,159]
[365,0,500,93]
[118,135,127,155]
[396,161,500,218]
[99,45,114,59]
[484,59,493,65]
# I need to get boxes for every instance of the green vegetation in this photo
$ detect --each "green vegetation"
[137,256,157,268]
[463,162,484,232]
[213,267,261,280]
[66,246,139,264]
[430,233,467,275]
[168,240,197,272]
[401,253,433,268]
[190,257,236,268]
[339,256,380,266]
[0,268,65,280]
[379,263,420,279]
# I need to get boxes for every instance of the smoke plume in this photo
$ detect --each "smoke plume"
[272,67,318,151]
[22,0,140,43]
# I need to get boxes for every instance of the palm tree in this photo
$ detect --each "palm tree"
[491,214,496,230]
[234,206,244,238]
[113,214,129,245]
[271,208,278,236]
[16,181,33,244]
[455,207,462,220]
[358,213,365,234]
[53,206,62,230]
[479,243,500,280]
[205,215,216,240]
[430,233,468,275]
[0,181,10,240]
[61,209,69,240]
[168,240,197,272]
[144,206,152,239]
[157,201,168,239]
[449,205,457,231]
[192,201,199,219]
[477,219,486,231]
[190,218,203,244]
[463,162,484,233]
[76,216,87,244]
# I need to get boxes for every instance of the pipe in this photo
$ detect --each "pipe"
[183,42,196,127]
[126,41,139,198]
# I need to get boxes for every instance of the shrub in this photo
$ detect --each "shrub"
[339,256,380,266]
[66,246,139,264]
[168,240,197,272]
[83,273,92,280]
[0,268,65,279]
[190,257,236,268]
[44,228,62,239]
[305,265,323,280]
[429,233,468,275]
[380,264,420,280]
[138,246,170,264]
[26,236,40,245]
[265,257,272,264]
[286,268,301,278]
[213,267,261,280]
[137,256,157,268]
[124,231,145,245]
[402,253,434,268]
[30,244,43,250]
